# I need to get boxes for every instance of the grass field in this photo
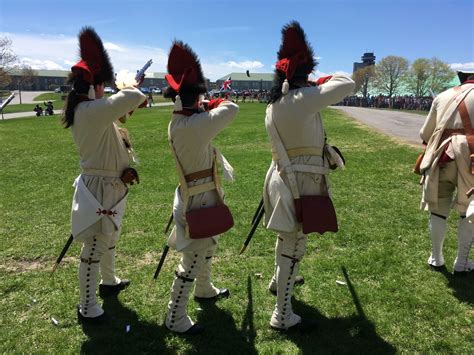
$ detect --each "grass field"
[0,103,472,354]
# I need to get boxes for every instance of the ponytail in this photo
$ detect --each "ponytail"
[61,90,79,128]
[61,74,92,128]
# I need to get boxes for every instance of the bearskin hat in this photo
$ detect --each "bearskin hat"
[457,71,474,84]
[271,21,317,98]
[163,41,207,105]
[70,26,114,85]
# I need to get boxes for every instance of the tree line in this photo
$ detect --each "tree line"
[0,37,37,91]
[353,56,454,98]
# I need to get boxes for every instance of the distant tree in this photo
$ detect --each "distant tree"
[0,37,18,88]
[428,57,455,95]
[352,65,375,98]
[406,58,431,97]
[17,65,38,89]
[373,55,409,97]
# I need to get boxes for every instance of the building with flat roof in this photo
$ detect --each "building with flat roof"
[216,72,274,91]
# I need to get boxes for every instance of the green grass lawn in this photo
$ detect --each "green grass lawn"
[34,92,64,101]
[0,104,472,353]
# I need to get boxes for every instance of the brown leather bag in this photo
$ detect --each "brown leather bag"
[413,152,425,175]
[121,167,140,185]
[186,204,234,239]
[294,196,338,234]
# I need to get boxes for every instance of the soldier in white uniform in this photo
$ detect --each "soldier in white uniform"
[162,41,239,334]
[62,27,146,323]
[263,21,355,331]
[419,70,474,275]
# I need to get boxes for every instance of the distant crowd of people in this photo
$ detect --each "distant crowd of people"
[208,90,271,103]
[339,95,433,111]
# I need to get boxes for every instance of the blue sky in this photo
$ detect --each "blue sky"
[1,0,473,80]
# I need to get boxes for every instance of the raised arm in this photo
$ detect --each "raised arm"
[302,74,355,113]
[193,101,239,143]
[85,87,146,126]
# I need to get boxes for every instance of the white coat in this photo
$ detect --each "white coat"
[263,75,355,233]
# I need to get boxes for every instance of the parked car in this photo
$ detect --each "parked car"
[140,87,150,94]
[104,87,115,94]
[151,88,162,94]
[54,88,61,93]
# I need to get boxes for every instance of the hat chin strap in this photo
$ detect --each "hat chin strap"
[174,95,183,111]
[88,85,96,100]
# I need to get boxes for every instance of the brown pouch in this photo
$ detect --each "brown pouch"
[413,153,425,175]
[121,167,140,185]
[294,196,338,234]
[186,204,234,239]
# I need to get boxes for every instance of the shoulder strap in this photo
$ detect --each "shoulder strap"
[458,97,474,174]
[266,112,300,200]
[167,122,219,201]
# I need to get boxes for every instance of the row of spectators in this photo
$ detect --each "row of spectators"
[208,90,271,103]
[338,95,433,111]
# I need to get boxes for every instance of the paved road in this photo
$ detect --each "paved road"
[0,102,174,120]
[331,106,426,146]
[9,91,50,104]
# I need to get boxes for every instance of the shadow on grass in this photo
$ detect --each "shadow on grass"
[282,267,396,354]
[186,275,258,354]
[439,268,474,305]
[80,295,170,354]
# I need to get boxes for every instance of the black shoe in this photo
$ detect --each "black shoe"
[77,305,108,325]
[269,275,305,296]
[429,264,447,272]
[99,279,130,298]
[271,318,317,333]
[184,323,205,335]
[194,288,230,301]
[453,269,472,276]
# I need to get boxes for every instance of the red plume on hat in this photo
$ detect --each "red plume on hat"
[71,27,114,85]
[274,21,316,94]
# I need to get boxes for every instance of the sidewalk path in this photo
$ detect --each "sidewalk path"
[331,106,426,146]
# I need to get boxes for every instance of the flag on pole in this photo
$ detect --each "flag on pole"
[220,76,232,91]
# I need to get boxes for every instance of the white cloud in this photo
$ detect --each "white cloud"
[224,60,264,70]
[1,31,268,81]
[21,58,64,70]
[0,32,168,75]
[104,42,126,52]
[309,70,351,80]
[63,60,76,66]
[203,60,267,80]
[450,62,474,71]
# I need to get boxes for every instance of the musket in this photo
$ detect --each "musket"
[239,199,265,255]
[153,212,174,280]
[135,59,153,82]
[164,213,174,234]
[51,234,74,274]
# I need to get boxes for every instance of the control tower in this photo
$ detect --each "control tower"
[353,52,376,73]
